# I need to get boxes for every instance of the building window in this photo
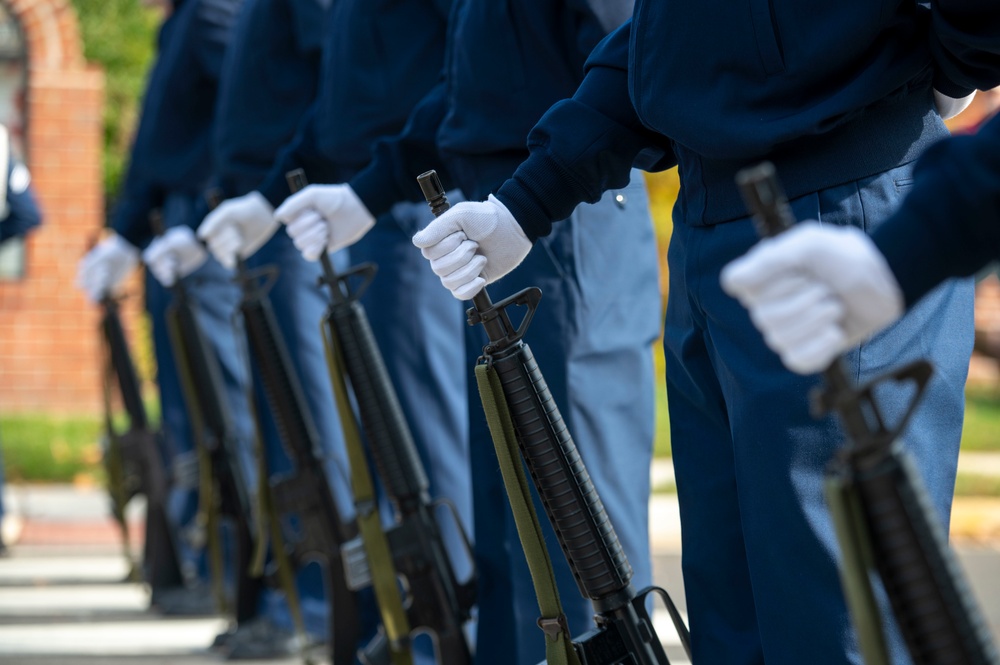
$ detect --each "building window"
[0,236,23,278]
[0,1,29,282]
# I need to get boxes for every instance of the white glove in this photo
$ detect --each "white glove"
[196,191,277,269]
[720,222,905,375]
[142,226,209,287]
[934,89,977,120]
[75,233,140,303]
[411,195,532,301]
[273,184,375,261]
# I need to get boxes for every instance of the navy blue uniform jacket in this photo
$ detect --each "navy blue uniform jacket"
[492,0,1000,240]
[0,161,41,243]
[351,0,633,214]
[112,0,243,246]
[257,0,451,207]
[213,0,327,197]
[876,113,1000,307]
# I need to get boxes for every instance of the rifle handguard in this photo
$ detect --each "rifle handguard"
[490,343,632,600]
[326,297,430,509]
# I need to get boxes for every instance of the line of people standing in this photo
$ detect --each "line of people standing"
[76,0,1000,664]
[77,0,658,662]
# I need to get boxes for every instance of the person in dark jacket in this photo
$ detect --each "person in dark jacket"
[192,2,471,662]
[0,154,41,243]
[273,1,659,663]
[0,125,42,557]
[723,111,1000,376]
[139,0,375,657]
[76,0,248,621]
[409,2,1000,663]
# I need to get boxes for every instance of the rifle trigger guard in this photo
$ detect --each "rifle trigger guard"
[639,584,693,660]
[431,497,477,602]
[537,614,570,642]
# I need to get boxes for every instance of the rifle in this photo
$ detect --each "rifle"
[227,193,363,664]
[99,293,183,592]
[736,162,1000,665]
[155,211,263,626]
[418,170,691,665]
[284,169,475,665]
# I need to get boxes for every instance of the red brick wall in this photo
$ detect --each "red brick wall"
[0,0,113,414]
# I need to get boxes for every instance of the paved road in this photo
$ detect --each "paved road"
[0,485,692,664]
[1,484,998,664]
[0,550,690,664]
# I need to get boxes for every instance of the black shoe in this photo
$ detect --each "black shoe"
[210,625,238,652]
[150,585,218,617]
[225,616,322,661]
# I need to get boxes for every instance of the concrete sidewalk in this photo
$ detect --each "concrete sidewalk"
[2,453,1000,664]
[0,475,690,665]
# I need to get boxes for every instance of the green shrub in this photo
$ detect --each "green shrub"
[70,0,161,203]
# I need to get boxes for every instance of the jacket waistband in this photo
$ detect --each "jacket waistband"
[674,85,949,226]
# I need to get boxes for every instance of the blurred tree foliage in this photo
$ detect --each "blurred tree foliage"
[643,168,678,310]
[643,169,679,456]
[68,1,162,398]
[69,0,161,210]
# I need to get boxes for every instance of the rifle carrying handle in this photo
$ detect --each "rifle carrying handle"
[418,170,632,601]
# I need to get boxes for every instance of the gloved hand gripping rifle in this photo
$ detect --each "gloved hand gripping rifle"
[153,211,263,626]
[418,171,691,665]
[218,184,363,665]
[285,169,476,665]
[737,162,1000,665]
[99,292,183,592]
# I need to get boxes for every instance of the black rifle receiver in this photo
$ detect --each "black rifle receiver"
[417,171,691,665]
[154,210,263,625]
[737,162,1000,665]
[287,169,476,665]
[99,294,183,591]
[227,187,362,664]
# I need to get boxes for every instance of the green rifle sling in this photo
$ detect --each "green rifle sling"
[825,473,891,665]
[322,322,414,665]
[263,474,316,665]
[475,363,581,665]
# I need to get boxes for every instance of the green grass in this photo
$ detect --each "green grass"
[962,388,1000,452]
[954,473,1000,497]
[1,400,159,484]
[0,384,997,483]
[1,413,104,484]
[652,385,1000,458]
